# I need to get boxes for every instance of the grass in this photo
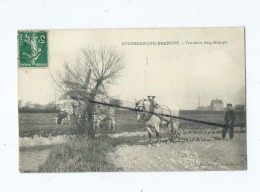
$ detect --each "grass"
[19,113,146,138]
[19,113,79,137]
[38,136,116,172]
[38,135,144,172]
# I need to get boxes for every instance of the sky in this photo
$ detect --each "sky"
[18,28,246,110]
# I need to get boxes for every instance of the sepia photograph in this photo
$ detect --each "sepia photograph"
[18,28,246,172]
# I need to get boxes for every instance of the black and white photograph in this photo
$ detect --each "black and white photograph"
[2,1,260,191]
[18,28,246,172]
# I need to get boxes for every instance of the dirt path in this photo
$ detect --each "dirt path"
[108,134,247,171]
[19,149,50,172]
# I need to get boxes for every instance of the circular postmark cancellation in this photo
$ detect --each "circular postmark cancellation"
[18,30,48,67]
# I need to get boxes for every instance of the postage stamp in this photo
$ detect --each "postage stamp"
[18,28,246,172]
[18,30,48,67]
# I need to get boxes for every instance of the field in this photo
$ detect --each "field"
[19,113,75,138]
[108,134,247,171]
[179,110,246,128]
[19,112,146,138]
[19,112,247,172]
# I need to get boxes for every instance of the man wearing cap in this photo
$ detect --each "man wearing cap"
[223,103,236,139]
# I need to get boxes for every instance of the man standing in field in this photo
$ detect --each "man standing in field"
[222,103,236,140]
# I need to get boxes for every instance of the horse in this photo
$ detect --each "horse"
[94,104,115,131]
[54,111,72,125]
[135,96,180,146]
[55,92,116,131]
[54,100,77,125]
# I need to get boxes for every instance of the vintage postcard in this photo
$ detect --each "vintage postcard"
[18,28,246,172]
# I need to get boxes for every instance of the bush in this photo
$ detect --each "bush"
[38,136,118,172]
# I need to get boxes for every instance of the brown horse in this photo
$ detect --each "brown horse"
[135,96,180,146]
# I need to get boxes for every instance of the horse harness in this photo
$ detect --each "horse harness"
[136,99,173,125]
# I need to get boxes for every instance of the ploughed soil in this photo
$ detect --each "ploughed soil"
[108,133,247,171]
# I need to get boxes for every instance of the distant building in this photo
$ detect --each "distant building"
[210,99,224,111]
[196,95,224,111]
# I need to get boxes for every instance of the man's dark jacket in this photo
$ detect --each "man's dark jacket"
[224,109,236,122]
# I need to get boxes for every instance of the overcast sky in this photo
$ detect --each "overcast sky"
[18,28,245,110]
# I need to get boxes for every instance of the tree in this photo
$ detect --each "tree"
[24,101,32,109]
[45,102,57,110]
[54,46,125,138]
[33,103,41,109]
[18,100,23,109]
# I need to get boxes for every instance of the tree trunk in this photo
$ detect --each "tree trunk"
[75,102,87,135]
[85,80,102,139]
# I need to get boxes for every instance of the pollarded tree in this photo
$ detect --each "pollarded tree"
[54,46,125,138]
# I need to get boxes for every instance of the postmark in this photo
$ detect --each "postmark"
[18,30,48,67]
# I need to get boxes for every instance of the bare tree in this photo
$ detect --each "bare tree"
[54,46,125,138]
[24,101,32,109]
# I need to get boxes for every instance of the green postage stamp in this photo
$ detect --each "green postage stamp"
[18,30,48,67]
